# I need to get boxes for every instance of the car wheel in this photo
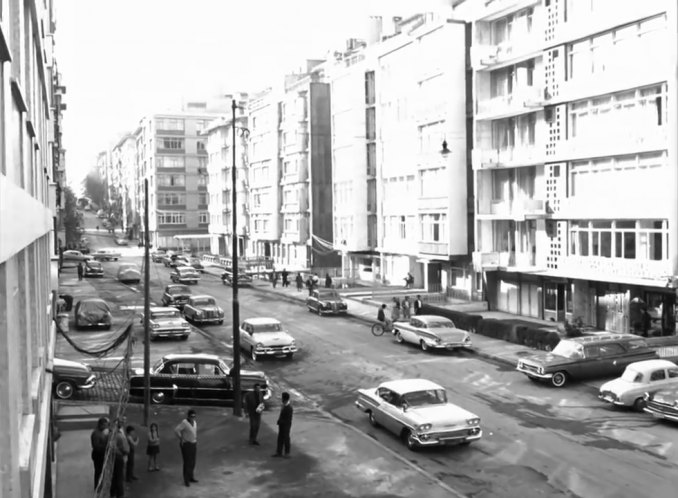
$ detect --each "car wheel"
[251,348,258,362]
[420,340,429,352]
[368,411,380,427]
[151,391,169,404]
[633,397,646,412]
[104,324,111,331]
[551,371,567,388]
[402,429,418,451]
[396,332,404,344]
[55,380,76,400]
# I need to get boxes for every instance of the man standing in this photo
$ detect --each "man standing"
[281,268,289,287]
[90,417,109,490]
[272,392,293,458]
[413,295,423,316]
[295,273,304,292]
[325,273,332,288]
[175,409,198,487]
[110,418,130,498]
[244,384,264,445]
[77,261,84,280]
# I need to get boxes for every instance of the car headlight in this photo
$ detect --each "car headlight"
[417,423,432,432]
[290,340,296,347]
[466,418,480,426]
[195,311,203,317]
[151,323,160,329]
[218,308,224,317]
[435,337,442,344]
[256,342,265,350]
[464,335,471,342]
[182,322,190,328]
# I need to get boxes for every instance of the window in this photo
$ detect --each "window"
[198,192,208,205]
[650,369,666,381]
[599,343,625,357]
[157,192,186,205]
[197,141,206,152]
[198,175,207,187]
[366,143,377,176]
[421,213,445,242]
[365,71,376,105]
[158,212,186,224]
[156,156,185,168]
[284,217,299,233]
[668,369,678,379]
[157,174,185,187]
[156,118,184,131]
[199,212,209,224]
[158,137,184,150]
[366,108,376,140]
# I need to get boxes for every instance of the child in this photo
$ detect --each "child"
[146,423,160,471]
[125,425,139,481]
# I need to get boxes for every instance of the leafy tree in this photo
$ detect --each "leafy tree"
[81,170,106,208]
[62,186,80,246]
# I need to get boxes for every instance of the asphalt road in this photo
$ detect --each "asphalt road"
[56,213,678,498]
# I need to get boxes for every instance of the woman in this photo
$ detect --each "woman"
[146,423,160,471]
[391,297,401,322]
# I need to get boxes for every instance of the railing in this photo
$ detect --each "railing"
[474,145,545,167]
[477,86,545,117]
[418,241,449,255]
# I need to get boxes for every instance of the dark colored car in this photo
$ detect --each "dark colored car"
[182,295,224,325]
[128,353,271,405]
[74,298,113,330]
[516,333,659,387]
[83,260,104,278]
[644,387,678,422]
[170,266,200,285]
[221,270,253,286]
[161,284,192,310]
[306,289,348,315]
[189,257,204,272]
[49,357,97,400]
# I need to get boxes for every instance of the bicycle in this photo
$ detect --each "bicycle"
[371,320,394,336]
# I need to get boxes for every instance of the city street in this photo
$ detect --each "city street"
[54,215,678,498]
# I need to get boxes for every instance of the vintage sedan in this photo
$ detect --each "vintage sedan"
[151,249,167,263]
[306,289,348,316]
[114,237,129,246]
[599,359,678,411]
[141,306,192,341]
[393,315,472,352]
[189,257,204,272]
[170,266,200,285]
[49,357,97,400]
[161,284,192,310]
[182,295,224,325]
[167,254,190,268]
[117,263,141,284]
[240,317,297,361]
[644,387,678,422]
[83,260,104,278]
[128,353,271,405]
[355,379,482,450]
[221,269,253,286]
[91,248,121,262]
[74,298,112,330]
[62,249,92,263]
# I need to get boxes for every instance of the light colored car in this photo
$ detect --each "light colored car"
[239,317,297,361]
[170,266,200,285]
[141,306,191,341]
[355,378,482,450]
[117,263,141,284]
[393,315,472,352]
[91,248,121,261]
[114,237,129,246]
[62,249,92,262]
[599,359,678,411]
[161,284,192,310]
[182,295,224,325]
[151,249,167,263]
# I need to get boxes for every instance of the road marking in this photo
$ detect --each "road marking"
[119,305,147,311]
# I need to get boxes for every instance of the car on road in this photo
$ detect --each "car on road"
[74,298,112,330]
[49,357,97,400]
[306,289,348,315]
[114,237,129,246]
[83,260,104,278]
[188,257,204,272]
[128,353,271,405]
[239,317,298,361]
[62,249,92,263]
[516,334,659,388]
[182,295,224,325]
[91,248,121,261]
[161,284,192,310]
[166,254,190,268]
[221,269,253,286]
[117,263,141,284]
[392,315,472,352]
[170,266,200,285]
[151,249,167,263]
[355,378,482,450]
[599,359,678,411]
[644,386,678,422]
[141,306,191,341]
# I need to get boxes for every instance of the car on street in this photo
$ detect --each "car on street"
[128,353,271,405]
[166,254,190,268]
[83,260,104,278]
[151,249,167,263]
[221,269,253,286]
[140,306,192,341]
[117,263,141,284]
[239,317,297,361]
[74,298,112,330]
[306,289,348,315]
[355,378,482,450]
[114,237,129,246]
[516,333,659,387]
[62,249,92,263]
[393,315,472,352]
[170,266,200,285]
[182,295,224,325]
[644,386,678,422]
[49,357,97,400]
[91,248,121,261]
[188,257,204,272]
[599,359,678,411]
[161,284,192,310]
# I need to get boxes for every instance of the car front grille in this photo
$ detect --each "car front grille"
[428,428,478,440]
[203,310,219,318]
[646,399,678,417]
[518,362,540,374]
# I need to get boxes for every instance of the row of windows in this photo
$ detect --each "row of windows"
[156,118,184,131]
[157,156,185,168]
[253,218,270,232]
[158,192,185,205]
[569,220,668,261]
[382,214,446,242]
[157,212,209,224]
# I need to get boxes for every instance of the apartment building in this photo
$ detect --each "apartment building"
[467,0,678,335]
[111,133,136,235]
[0,1,64,496]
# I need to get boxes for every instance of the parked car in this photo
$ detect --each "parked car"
[182,295,224,325]
[83,260,104,278]
[114,237,129,246]
[355,378,482,450]
[91,248,121,261]
[151,249,167,263]
[599,359,678,411]
[140,306,192,341]
[161,284,192,310]
[168,255,190,268]
[128,353,271,405]
[62,249,91,263]
[221,269,253,286]
[644,387,678,422]
[239,317,297,361]
[516,334,659,387]
[306,289,348,316]
[117,263,141,284]
[170,266,200,285]
[392,315,472,352]
[74,298,112,330]
[160,253,175,267]
[96,209,105,218]
[189,257,204,272]
[102,219,111,229]
[49,358,97,400]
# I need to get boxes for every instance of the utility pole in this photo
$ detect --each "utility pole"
[231,99,242,416]
[143,179,151,426]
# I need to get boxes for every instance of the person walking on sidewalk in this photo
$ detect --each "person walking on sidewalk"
[414,295,423,316]
[244,383,265,445]
[90,417,110,490]
[77,261,84,280]
[272,392,293,458]
[110,418,130,498]
[175,409,198,487]
[391,297,401,322]
[281,268,289,287]
[125,425,139,482]
[295,273,304,292]
[271,271,279,288]
[325,273,332,288]
[402,296,412,320]
[146,423,160,471]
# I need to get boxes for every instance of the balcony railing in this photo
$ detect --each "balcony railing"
[472,250,536,270]
[418,241,449,256]
[476,86,545,119]
[474,145,545,168]
[472,33,543,69]
[560,256,673,281]
[551,128,667,162]
[483,198,546,218]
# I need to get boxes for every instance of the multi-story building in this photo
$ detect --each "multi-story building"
[111,134,137,236]
[468,0,678,335]
[96,150,112,209]
[0,1,64,496]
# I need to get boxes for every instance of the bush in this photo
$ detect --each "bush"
[420,304,483,333]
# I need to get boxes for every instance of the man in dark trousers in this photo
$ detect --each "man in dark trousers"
[281,268,289,287]
[110,418,130,498]
[413,295,423,315]
[90,417,110,490]
[272,392,293,458]
[77,261,84,280]
[175,409,198,487]
[244,384,264,445]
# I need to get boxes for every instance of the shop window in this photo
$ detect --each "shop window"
[544,284,557,311]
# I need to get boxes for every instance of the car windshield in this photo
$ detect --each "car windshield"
[152,358,165,372]
[168,285,190,295]
[318,291,339,300]
[179,268,197,274]
[120,264,138,270]
[621,368,643,383]
[151,310,180,319]
[427,319,455,329]
[552,340,584,359]
[252,323,282,333]
[193,298,216,306]
[402,389,447,407]
[88,262,102,269]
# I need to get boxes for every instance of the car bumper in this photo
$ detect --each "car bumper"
[317,308,348,315]
[84,272,104,277]
[78,375,97,390]
[644,405,678,422]
[516,366,552,379]
[415,427,483,446]
[599,393,626,406]
[255,346,298,356]
[194,316,223,324]
[177,278,200,284]
[431,342,473,350]
[151,329,190,338]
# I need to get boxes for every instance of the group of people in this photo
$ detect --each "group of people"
[270,269,334,294]
[377,294,424,330]
[245,385,294,458]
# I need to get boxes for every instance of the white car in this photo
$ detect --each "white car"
[599,359,678,411]
[239,317,297,361]
[91,248,121,261]
[141,306,191,341]
[117,263,141,284]
[393,315,472,352]
[355,379,482,450]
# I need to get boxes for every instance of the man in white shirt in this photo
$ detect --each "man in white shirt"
[174,409,198,487]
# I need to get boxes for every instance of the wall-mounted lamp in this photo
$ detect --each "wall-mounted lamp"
[440,140,451,157]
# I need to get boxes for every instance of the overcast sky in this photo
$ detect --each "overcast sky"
[55,0,449,190]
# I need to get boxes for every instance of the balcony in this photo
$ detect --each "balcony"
[476,86,545,120]
[480,198,546,219]
[418,241,449,256]
[472,250,537,271]
[473,145,545,169]
[560,256,673,282]
[550,128,668,163]
[475,0,540,22]
[471,34,543,71]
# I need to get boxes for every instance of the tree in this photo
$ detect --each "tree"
[81,170,106,209]
[62,186,80,246]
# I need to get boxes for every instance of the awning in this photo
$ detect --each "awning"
[173,234,211,240]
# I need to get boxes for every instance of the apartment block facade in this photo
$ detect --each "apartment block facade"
[111,133,137,235]
[467,0,678,335]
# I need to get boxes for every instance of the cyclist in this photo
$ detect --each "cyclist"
[377,304,393,332]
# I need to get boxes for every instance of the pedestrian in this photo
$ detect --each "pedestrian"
[96,225,99,231]
[271,271,278,288]
[244,383,265,445]
[281,268,289,287]
[312,273,319,288]
[110,418,130,498]
[175,409,198,487]
[414,295,423,316]
[306,277,314,296]
[272,392,293,458]
[77,261,84,280]
[325,273,332,288]
[402,296,412,320]
[146,423,160,471]
[125,425,139,482]
[295,273,304,292]
[90,417,110,490]
[391,297,401,322]
[404,272,414,289]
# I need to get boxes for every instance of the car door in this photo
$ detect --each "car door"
[372,388,396,430]
[380,392,409,435]
[240,322,253,350]
[602,343,633,374]
[171,361,198,400]
[194,361,231,402]
[401,318,420,344]
[646,368,669,396]
[308,290,318,311]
